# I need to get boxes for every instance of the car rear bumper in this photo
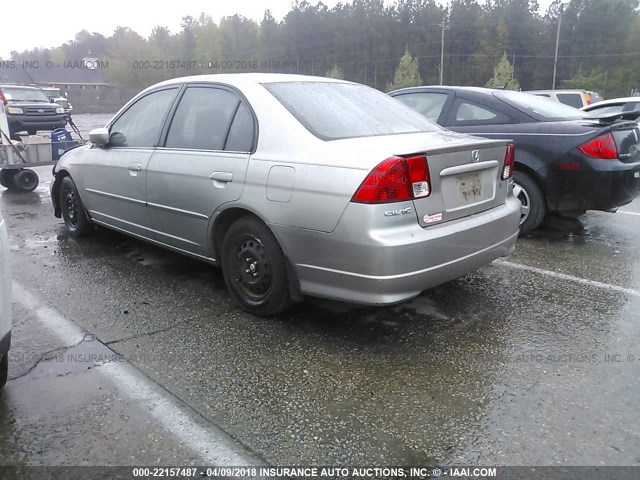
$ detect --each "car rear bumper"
[276,195,521,305]
[546,159,640,213]
[581,166,640,211]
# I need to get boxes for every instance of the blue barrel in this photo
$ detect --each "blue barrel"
[51,128,74,161]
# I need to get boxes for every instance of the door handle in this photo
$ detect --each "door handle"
[128,163,142,172]
[210,172,233,183]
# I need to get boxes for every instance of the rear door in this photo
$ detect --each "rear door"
[147,84,255,256]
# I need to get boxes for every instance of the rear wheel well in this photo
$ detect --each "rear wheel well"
[514,163,546,203]
[212,208,303,303]
[212,208,254,259]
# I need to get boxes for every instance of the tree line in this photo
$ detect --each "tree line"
[6,0,640,97]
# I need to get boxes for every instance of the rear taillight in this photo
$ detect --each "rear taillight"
[352,154,431,204]
[578,133,618,159]
[502,143,515,180]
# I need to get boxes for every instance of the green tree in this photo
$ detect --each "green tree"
[561,69,606,92]
[386,49,422,91]
[325,64,344,79]
[486,52,520,90]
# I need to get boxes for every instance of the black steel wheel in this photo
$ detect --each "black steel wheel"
[221,217,292,316]
[13,169,39,193]
[59,175,92,237]
[0,353,7,389]
[0,169,17,189]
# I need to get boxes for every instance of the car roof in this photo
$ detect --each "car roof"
[526,89,593,94]
[150,73,351,90]
[389,85,499,95]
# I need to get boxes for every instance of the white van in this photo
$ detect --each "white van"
[525,89,604,109]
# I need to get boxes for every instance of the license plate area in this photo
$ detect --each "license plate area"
[456,172,482,203]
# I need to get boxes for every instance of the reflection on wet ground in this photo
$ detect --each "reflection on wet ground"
[1,162,639,466]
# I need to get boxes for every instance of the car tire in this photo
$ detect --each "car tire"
[221,216,292,316]
[13,169,39,193]
[0,354,7,389]
[513,171,546,234]
[59,176,92,237]
[0,169,17,189]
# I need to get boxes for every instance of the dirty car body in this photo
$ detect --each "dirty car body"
[52,74,520,316]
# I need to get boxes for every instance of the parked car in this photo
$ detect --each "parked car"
[41,87,73,114]
[525,89,604,109]
[0,84,67,138]
[581,97,640,117]
[0,208,11,388]
[390,86,640,233]
[51,74,520,316]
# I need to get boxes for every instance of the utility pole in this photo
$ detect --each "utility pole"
[440,22,447,85]
[552,3,565,90]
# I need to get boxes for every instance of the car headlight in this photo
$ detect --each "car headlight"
[56,107,65,114]
[7,107,23,114]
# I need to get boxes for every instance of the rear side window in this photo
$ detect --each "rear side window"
[556,93,584,108]
[264,82,441,140]
[496,90,583,120]
[225,102,255,152]
[394,92,448,122]
[448,99,511,125]
[166,87,241,151]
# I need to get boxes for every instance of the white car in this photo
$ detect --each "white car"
[0,209,10,388]
[580,97,640,117]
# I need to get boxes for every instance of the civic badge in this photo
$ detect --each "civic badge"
[471,150,480,163]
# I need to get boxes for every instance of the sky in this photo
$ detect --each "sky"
[1,0,556,59]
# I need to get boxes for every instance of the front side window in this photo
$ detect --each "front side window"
[110,88,178,148]
[166,87,246,151]
[394,92,448,123]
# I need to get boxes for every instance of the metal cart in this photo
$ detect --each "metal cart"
[0,124,85,193]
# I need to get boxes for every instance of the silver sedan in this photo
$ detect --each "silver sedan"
[51,74,520,316]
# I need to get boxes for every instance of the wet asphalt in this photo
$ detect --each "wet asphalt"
[1,114,640,468]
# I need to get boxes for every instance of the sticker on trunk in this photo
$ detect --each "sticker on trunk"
[423,212,443,224]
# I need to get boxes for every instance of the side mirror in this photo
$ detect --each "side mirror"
[89,127,109,146]
[49,98,55,103]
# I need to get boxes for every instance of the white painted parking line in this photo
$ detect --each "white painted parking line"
[618,210,640,217]
[12,280,264,467]
[494,260,640,297]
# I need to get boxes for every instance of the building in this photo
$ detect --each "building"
[0,58,132,113]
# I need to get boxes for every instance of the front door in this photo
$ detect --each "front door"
[80,87,179,239]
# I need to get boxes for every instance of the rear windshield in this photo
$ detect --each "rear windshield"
[495,90,584,120]
[264,81,441,140]
[2,87,49,103]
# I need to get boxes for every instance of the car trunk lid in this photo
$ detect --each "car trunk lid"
[340,131,511,227]
[412,143,509,226]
